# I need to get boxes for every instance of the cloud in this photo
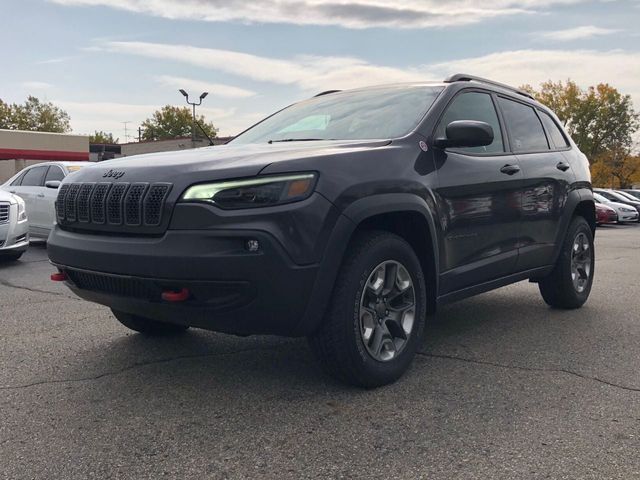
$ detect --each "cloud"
[101,41,640,104]
[48,0,587,29]
[536,25,621,41]
[102,41,423,91]
[21,81,54,90]
[154,75,256,98]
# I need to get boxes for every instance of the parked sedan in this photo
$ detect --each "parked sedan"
[0,190,29,261]
[1,162,92,240]
[594,188,640,220]
[595,202,618,225]
[593,192,639,223]
[621,189,640,201]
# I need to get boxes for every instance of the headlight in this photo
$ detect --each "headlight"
[620,207,635,212]
[16,197,27,222]
[181,173,317,209]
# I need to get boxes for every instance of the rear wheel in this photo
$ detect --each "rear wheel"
[538,216,594,309]
[111,309,189,335]
[309,231,427,388]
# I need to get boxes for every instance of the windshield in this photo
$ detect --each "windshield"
[230,85,443,145]
[593,193,608,203]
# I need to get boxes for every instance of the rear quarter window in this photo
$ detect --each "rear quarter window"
[539,112,570,149]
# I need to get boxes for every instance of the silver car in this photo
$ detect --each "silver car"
[0,190,29,261]
[1,162,92,240]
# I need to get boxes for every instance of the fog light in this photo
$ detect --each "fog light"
[246,239,260,252]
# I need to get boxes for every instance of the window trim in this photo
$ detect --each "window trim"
[430,87,511,158]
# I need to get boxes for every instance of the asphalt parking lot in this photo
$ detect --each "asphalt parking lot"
[1,225,639,480]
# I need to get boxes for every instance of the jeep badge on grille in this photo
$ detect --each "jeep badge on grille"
[103,169,125,179]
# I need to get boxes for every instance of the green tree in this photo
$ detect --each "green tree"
[0,96,71,133]
[522,81,639,162]
[140,105,218,141]
[89,130,118,143]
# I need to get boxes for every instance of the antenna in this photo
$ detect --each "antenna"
[122,121,132,143]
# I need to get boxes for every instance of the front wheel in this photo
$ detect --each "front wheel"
[111,309,189,335]
[309,231,427,388]
[538,216,594,309]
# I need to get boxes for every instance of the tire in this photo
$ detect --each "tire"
[309,230,427,388]
[538,216,594,309]
[111,309,189,335]
[0,252,24,262]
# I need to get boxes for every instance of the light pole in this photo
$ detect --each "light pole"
[179,89,208,143]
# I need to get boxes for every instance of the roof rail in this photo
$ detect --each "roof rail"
[444,73,534,100]
[314,90,342,97]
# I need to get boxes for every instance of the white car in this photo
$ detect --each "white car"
[0,190,29,261]
[593,192,639,223]
[1,162,92,240]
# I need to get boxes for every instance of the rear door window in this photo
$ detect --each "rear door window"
[436,91,504,154]
[44,165,65,182]
[498,97,549,153]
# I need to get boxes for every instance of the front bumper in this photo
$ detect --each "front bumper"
[48,227,319,336]
[0,206,29,254]
[618,211,639,222]
[47,193,347,336]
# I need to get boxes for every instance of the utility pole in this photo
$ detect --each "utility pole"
[122,121,132,143]
[179,90,209,144]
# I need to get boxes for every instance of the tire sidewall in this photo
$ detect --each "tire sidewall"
[561,219,595,305]
[343,236,427,384]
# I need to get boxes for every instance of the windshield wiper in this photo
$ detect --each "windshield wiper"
[267,138,327,144]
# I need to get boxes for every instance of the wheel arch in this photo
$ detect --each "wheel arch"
[294,193,440,336]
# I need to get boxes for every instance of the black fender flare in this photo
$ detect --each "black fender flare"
[550,187,595,264]
[293,193,440,335]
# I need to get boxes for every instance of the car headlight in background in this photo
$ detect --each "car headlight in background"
[181,173,317,209]
[16,197,27,222]
[620,207,635,212]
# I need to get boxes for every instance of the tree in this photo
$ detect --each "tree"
[0,96,71,133]
[522,81,639,162]
[140,105,218,141]
[591,149,640,188]
[89,130,118,144]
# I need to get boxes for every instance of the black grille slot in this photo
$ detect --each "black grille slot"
[144,184,171,226]
[90,183,111,224]
[64,184,81,222]
[0,203,9,224]
[106,183,129,225]
[66,270,161,300]
[56,184,71,223]
[124,183,149,226]
[76,183,95,223]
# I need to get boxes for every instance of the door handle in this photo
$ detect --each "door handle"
[500,164,521,175]
[37,194,45,198]
[9,190,16,194]
[556,162,570,172]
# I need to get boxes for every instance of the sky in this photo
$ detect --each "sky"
[1,0,639,141]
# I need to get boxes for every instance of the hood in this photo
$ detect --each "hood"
[0,189,17,204]
[72,139,391,186]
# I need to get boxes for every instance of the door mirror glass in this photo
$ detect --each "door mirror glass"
[436,120,494,149]
[45,180,61,189]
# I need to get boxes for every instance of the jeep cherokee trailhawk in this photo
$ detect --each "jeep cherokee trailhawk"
[48,74,596,387]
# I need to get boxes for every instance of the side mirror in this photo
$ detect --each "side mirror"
[435,120,494,149]
[45,180,61,189]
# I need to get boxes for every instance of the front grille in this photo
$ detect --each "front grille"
[0,203,9,224]
[66,269,161,300]
[56,182,172,231]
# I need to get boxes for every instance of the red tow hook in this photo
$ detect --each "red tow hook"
[161,288,190,303]
[50,272,67,282]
